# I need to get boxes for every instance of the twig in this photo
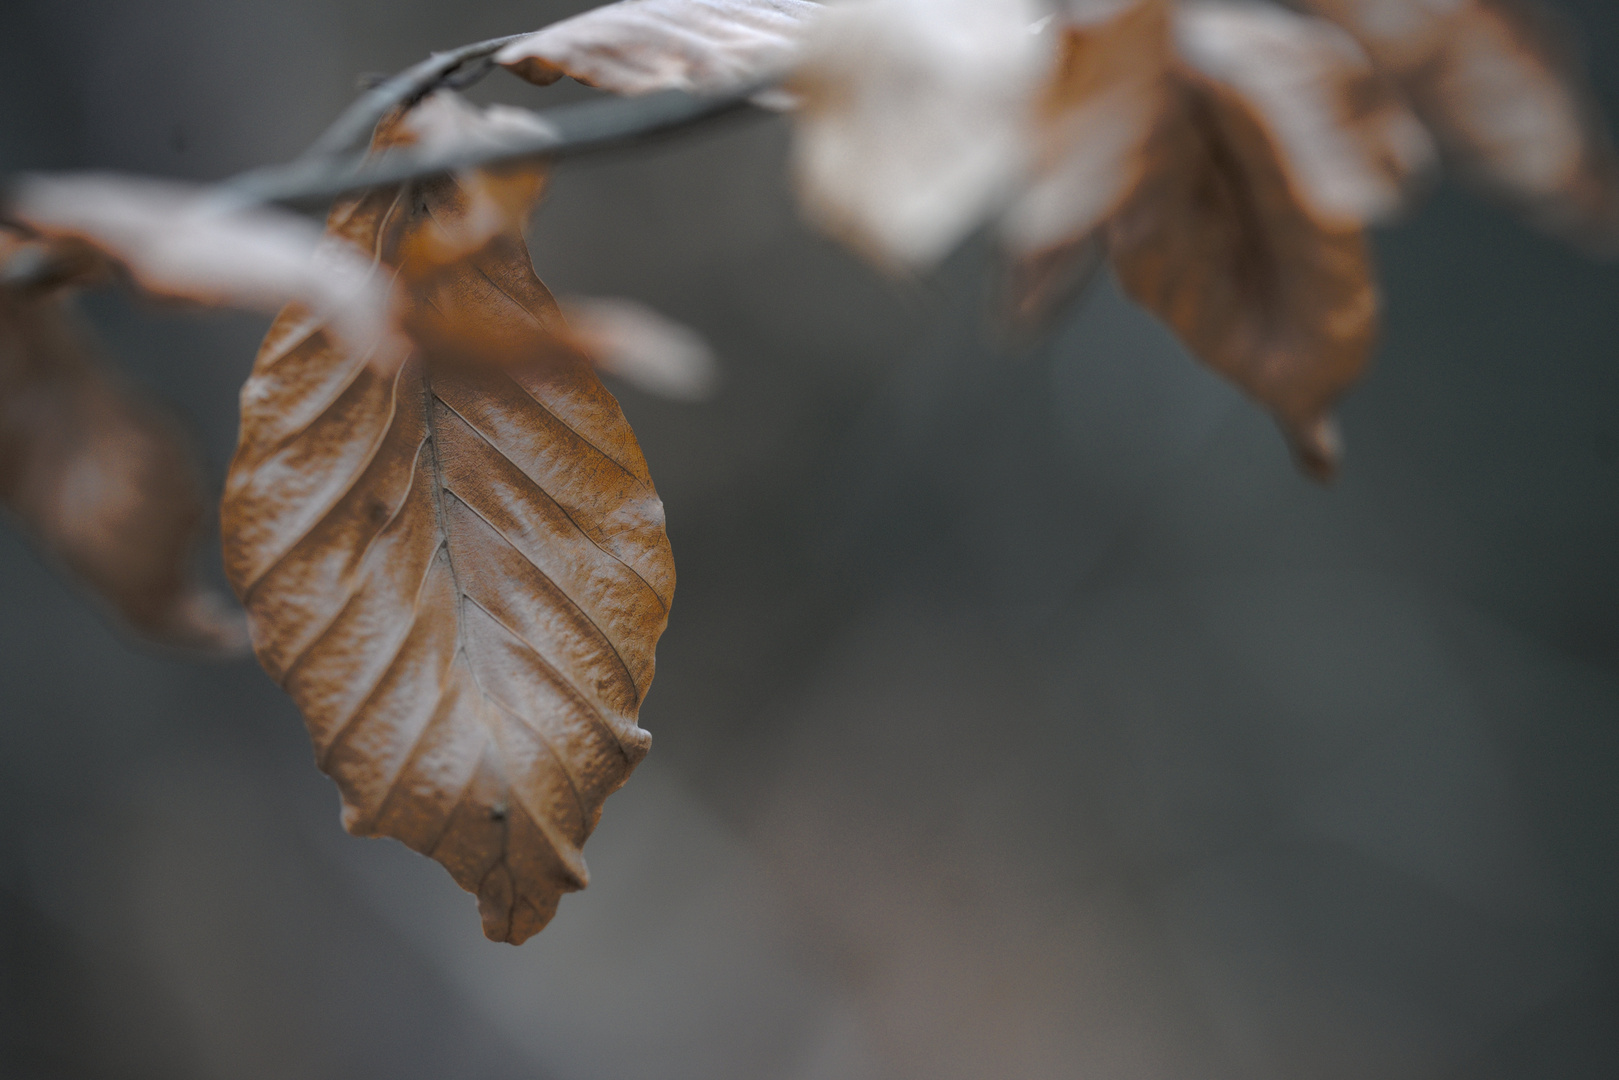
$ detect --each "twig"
[299,33,530,160]
[214,83,769,212]
[3,25,778,288]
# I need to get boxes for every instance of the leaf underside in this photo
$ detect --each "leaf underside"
[223,176,673,944]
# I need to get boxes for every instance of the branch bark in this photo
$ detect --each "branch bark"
[2,30,780,290]
[214,83,768,212]
[299,34,530,160]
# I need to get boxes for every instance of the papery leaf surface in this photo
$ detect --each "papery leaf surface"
[498,0,821,97]
[790,0,1055,268]
[1108,73,1377,479]
[0,236,247,651]
[1300,0,1619,247]
[222,118,674,944]
[1175,0,1435,226]
[1003,0,1173,255]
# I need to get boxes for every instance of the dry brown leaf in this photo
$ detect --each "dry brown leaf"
[790,0,1055,268]
[1108,72,1377,480]
[222,117,674,943]
[1002,0,1173,256]
[1005,0,1423,338]
[998,0,1169,331]
[1175,0,1435,226]
[0,236,248,651]
[6,174,408,370]
[562,296,721,401]
[1300,0,1619,246]
[497,0,821,97]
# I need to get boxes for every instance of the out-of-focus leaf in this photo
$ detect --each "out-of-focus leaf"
[998,0,1168,331]
[1108,74,1377,480]
[1176,0,1435,226]
[1002,0,1172,256]
[222,117,674,944]
[0,236,247,652]
[789,0,1055,268]
[563,296,720,401]
[1300,0,1619,248]
[497,0,821,97]
[6,174,409,370]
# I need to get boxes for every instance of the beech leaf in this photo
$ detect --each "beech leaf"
[1108,73,1377,480]
[563,296,721,401]
[1300,0,1619,247]
[790,0,1055,268]
[1174,0,1435,227]
[0,237,248,651]
[497,0,822,98]
[222,127,674,943]
[1002,0,1173,256]
[6,174,408,370]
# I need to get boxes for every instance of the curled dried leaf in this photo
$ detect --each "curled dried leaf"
[1108,74,1378,480]
[790,0,1055,268]
[1175,0,1435,227]
[1301,0,1619,247]
[563,296,721,401]
[223,120,674,943]
[6,174,409,369]
[0,237,247,651]
[497,0,821,98]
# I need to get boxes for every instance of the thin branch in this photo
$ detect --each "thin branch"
[3,25,779,294]
[299,33,530,160]
[213,83,770,212]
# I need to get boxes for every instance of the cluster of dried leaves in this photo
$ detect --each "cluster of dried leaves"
[1,0,1612,942]
[792,0,1619,474]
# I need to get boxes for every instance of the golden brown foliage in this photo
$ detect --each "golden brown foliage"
[1301,0,1619,247]
[4,0,1615,946]
[221,124,674,943]
[1005,0,1173,259]
[1110,78,1374,479]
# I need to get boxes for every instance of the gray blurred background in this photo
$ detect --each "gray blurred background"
[2,1,1617,1077]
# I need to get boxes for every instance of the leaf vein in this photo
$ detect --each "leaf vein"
[276,433,432,683]
[435,391,668,614]
[462,589,638,767]
[440,483,643,697]
[315,540,448,771]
